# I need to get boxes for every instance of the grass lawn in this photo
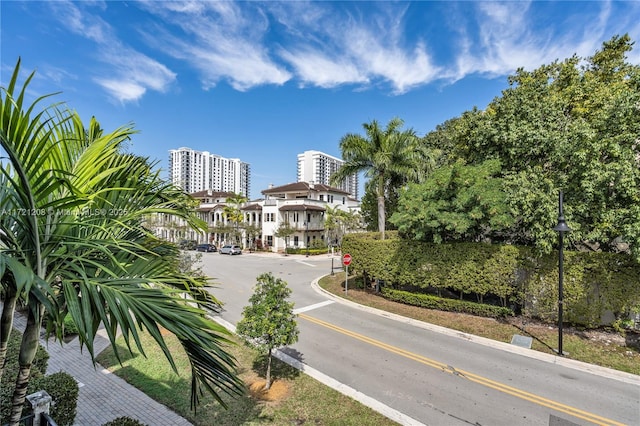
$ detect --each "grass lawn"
[96,328,398,426]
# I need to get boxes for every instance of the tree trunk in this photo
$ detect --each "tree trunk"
[8,305,43,426]
[377,194,386,240]
[0,292,18,381]
[265,347,272,390]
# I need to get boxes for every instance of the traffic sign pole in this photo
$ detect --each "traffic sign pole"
[345,265,348,295]
[342,253,352,295]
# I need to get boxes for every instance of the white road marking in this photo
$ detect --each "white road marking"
[294,300,334,314]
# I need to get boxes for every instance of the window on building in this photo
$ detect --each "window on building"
[266,235,273,246]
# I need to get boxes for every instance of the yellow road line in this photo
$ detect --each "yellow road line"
[299,313,626,426]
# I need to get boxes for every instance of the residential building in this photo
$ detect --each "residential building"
[260,181,360,252]
[168,147,250,196]
[150,183,361,253]
[297,150,358,199]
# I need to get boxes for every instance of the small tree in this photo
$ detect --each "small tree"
[274,221,296,254]
[236,273,299,390]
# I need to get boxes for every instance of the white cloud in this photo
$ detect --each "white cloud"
[47,0,640,99]
[272,2,441,93]
[449,0,639,83]
[94,79,146,103]
[138,1,291,90]
[279,49,368,88]
[47,0,176,103]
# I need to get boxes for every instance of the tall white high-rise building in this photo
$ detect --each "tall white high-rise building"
[297,150,358,199]
[169,147,250,196]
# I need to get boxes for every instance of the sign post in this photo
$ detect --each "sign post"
[342,253,352,295]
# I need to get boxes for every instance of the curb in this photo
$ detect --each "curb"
[310,275,640,386]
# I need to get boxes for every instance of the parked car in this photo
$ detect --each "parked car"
[219,244,242,255]
[196,243,217,252]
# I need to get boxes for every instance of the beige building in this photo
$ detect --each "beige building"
[151,183,360,252]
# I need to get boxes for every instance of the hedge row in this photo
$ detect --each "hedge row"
[380,287,513,318]
[342,232,640,327]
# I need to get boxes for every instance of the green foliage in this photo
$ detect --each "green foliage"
[359,180,400,233]
[236,273,299,389]
[102,417,148,426]
[342,233,640,328]
[284,247,326,255]
[391,159,514,243]
[380,288,513,318]
[0,331,49,423]
[525,251,640,327]
[29,372,79,426]
[0,59,243,419]
[236,273,299,353]
[324,205,363,246]
[418,35,640,260]
[274,221,296,251]
[331,118,432,238]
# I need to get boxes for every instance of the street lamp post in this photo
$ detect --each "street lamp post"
[553,190,571,356]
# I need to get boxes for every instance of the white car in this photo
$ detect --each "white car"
[219,244,242,255]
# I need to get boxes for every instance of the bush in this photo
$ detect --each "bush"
[0,331,50,423]
[342,232,640,328]
[29,372,79,426]
[381,287,513,318]
[102,416,148,426]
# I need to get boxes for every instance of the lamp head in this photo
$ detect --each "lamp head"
[553,216,572,233]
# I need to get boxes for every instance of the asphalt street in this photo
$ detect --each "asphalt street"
[200,251,640,426]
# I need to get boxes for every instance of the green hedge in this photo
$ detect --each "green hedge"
[1,331,50,422]
[343,232,640,327]
[1,330,77,426]
[380,287,513,318]
[102,416,148,426]
[284,247,327,256]
[29,372,78,426]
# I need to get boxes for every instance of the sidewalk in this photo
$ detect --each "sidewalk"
[11,313,192,426]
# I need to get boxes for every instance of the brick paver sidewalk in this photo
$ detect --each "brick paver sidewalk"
[11,313,192,426]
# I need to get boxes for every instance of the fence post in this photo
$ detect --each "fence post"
[26,390,52,426]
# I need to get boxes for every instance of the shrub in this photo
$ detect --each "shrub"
[102,416,148,426]
[1,331,50,423]
[342,232,640,328]
[380,287,513,318]
[29,372,79,426]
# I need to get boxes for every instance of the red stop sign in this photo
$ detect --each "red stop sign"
[342,253,352,266]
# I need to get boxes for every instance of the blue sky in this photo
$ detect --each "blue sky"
[2,1,640,199]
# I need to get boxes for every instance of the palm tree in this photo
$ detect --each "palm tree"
[223,193,247,244]
[0,59,243,424]
[330,118,420,239]
[324,205,362,247]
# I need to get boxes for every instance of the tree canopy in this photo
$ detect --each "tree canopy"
[331,118,427,239]
[394,34,640,260]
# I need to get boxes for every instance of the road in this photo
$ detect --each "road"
[199,251,640,426]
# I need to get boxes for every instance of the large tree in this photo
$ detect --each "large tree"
[417,35,640,259]
[330,118,423,239]
[390,159,514,243]
[0,59,243,424]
